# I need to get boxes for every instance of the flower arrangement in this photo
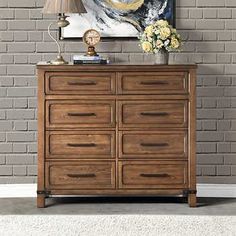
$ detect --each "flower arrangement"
[139,20,182,54]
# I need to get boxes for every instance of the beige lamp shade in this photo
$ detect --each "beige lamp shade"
[42,0,87,14]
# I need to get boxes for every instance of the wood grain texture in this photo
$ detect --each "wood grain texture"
[37,64,197,208]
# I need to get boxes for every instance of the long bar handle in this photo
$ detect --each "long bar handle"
[67,174,96,178]
[67,112,96,117]
[67,81,97,86]
[67,143,96,147]
[140,173,170,178]
[140,81,169,85]
[140,112,169,117]
[140,143,169,147]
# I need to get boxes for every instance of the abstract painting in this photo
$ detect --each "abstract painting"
[61,0,175,39]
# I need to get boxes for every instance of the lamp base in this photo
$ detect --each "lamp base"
[49,55,68,65]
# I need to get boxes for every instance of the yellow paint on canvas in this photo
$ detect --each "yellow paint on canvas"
[105,0,144,11]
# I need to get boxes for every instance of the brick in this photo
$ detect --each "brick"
[177,0,196,7]
[196,43,224,52]
[36,43,58,53]
[1,55,14,64]
[28,143,37,153]
[14,121,28,131]
[202,166,216,176]
[197,0,224,7]
[0,43,7,52]
[0,133,5,141]
[122,42,142,53]
[225,87,236,96]
[6,155,34,165]
[14,99,28,108]
[217,98,231,108]
[202,98,216,108]
[217,120,231,131]
[9,21,35,31]
[202,121,217,130]
[226,0,236,7]
[0,99,13,108]
[190,9,202,19]
[176,8,189,19]
[30,9,42,19]
[7,132,34,142]
[217,54,231,64]
[224,110,236,119]
[14,32,28,41]
[28,121,37,131]
[176,19,195,29]
[197,143,216,153]
[0,21,7,30]
[197,88,224,97]
[0,121,12,131]
[226,20,236,30]
[27,165,37,176]
[28,32,43,42]
[0,32,14,42]
[0,9,14,19]
[7,110,35,120]
[8,43,35,53]
[218,9,232,19]
[225,132,236,141]
[218,32,232,41]
[217,143,231,153]
[198,65,224,75]
[0,166,12,176]
[7,88,35,97]
[7,65,35,75]
[14,55,28,64]
[197,131,224,141]
[8,0,35,8]
[224,155,236,164]
[15,9,29,19]
[28,99,37,108]
[0,143,12,153]
[203,9,217,19]
[13,143,27,153]
[203,32,217,41]
[196,20,224,30]
[13,166,27,176]
[0,77,14,86]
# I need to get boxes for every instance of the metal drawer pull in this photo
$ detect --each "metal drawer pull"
[67,174,96,178]
[140,143,169,147]
[67,143,96,147]
[67,112,96,117]
[140,173,170,178]
[140,81,169,85]
[67,81,97,86]
[140,112,169,117]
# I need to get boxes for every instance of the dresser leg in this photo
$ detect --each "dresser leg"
[188,193,197,207]
[37,194,46,208]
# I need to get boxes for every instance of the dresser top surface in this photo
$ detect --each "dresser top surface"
[37,62,197,70]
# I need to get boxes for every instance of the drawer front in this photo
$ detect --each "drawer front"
[46,100,115,128]
[119,161,188,189]
[119,131,187,159]
[46,131,115,159]
[119,101,187,128]
[45,72,116,94]
[118,72,188,94]
[46,161,115,189]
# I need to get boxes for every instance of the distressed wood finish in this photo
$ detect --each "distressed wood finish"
[37,63,197,208]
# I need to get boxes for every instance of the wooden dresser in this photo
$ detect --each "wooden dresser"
[37,63,197,208]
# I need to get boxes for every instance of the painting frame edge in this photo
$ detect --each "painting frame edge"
[59,0,176,41]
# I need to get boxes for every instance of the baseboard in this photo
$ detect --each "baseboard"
[0,184,235,198]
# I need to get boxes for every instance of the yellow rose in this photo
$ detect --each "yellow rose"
[142,41,153,52]
[156,40,164,49]
[145,25,154,37]
[159,27,171,40]
[156,20,169,27]
[170,37,180,49]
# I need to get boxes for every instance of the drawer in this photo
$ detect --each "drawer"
[119,100,187,128]
[46,161,115,189]
[118,161,188,189]
[45,72,116,94]
[119,131,187,159]
[46,100,115,129]
[118,72,188,94]
[46,131,115,159]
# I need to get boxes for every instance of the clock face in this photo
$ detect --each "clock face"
[83,29,101,46]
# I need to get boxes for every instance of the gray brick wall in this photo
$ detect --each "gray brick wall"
[0,0,235,184]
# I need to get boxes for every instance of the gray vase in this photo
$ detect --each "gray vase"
[155,50,169,65]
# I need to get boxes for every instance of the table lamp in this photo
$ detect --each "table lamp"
[42,0,87,65]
